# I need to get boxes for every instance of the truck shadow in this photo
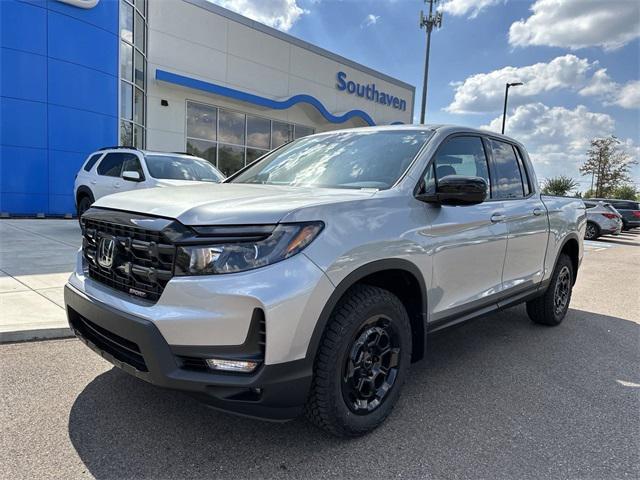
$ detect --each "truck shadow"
[68,306,639,479]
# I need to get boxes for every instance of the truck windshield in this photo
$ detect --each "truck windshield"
[145,155,224,182]
[230,130,432,189]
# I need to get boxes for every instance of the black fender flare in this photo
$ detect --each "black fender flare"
[304,258,428,365]
[549,232,582,286]
[75,186,95,207]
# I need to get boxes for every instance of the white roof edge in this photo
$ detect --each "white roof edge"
[182,0,416,92]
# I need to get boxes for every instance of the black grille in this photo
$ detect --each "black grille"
[69,308,147,372]
[82,217,175,302]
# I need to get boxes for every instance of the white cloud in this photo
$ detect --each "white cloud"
[361,14,380,28]
[480,103,639,186]
[447,55,640,114]
[446,55,595,114]
[439,0,503,19]
[509,0,640,51]
[210,0,307,31]
[579,70,640,109]
[615,80,640,109]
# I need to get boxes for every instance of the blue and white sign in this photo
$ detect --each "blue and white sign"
[336,71,407,111]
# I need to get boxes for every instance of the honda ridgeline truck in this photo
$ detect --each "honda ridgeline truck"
[65,125,586,437]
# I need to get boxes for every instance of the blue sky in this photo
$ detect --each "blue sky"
[213,0,640,189]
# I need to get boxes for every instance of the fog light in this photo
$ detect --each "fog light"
[205,358,259,373]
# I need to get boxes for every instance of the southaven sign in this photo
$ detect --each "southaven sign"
[336,71,407,111]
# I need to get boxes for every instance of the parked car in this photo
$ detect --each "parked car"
[74,147,225,217]
[583,201,623,240]
[588,198,640,230]
[65,126,585,437]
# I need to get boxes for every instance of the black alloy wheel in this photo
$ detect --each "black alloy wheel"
[341,315,401,414]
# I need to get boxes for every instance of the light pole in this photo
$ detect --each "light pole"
[501,81,523,134]
[419,0,443,124]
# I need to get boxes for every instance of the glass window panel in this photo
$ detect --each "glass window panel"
[187,138,217,165]
[133,124,144,149]
[272,121,294,148]
[120,121,133,146]
[134,10,145,52]
[218,144,245,177]
[134,50,145,89]
[120,82,133,121]
[134,0,144,15]
[83,153,103,172]
[97,152,130,177]
[246,147,268,165]
[294,125,314,140]
[490,139,525,199]
[133,87,144,124]
[433,136,490,199]
[246,116,270,149]
[186,102,217,141]
[218,109,245,145]
[120,41,133,82]
[120,0,133,43]
[123,155,144,176]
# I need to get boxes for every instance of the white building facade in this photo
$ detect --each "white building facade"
[145,0,415,176]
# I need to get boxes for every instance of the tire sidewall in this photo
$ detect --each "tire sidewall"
[77,196,91,218]
[585,222,599,240]
[550,255,573,323]
[329,295,412,432]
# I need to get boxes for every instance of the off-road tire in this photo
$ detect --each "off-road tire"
[526,253,574,326]
[305,284,412,437]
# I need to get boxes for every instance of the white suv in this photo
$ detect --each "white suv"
[74,148,225,217]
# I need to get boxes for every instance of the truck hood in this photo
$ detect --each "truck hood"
[93,183,377,225]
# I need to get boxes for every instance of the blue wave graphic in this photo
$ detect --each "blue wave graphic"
[156,69,385,126]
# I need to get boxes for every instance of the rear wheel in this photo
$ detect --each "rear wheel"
[526,253,574,326]
[305,285,412,437]
[584,221,599,240]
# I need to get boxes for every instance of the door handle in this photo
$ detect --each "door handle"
[90,180,97,185]
[533,208,544,216]
[490,213,506,223]
[113,182,121,189]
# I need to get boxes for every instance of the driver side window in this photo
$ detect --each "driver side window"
[423,136,491,199]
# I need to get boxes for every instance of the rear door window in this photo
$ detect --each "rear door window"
[489,139,526,199]
[83,153,103,172]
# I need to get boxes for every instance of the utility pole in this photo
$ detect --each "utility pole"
[501,82,523,134]
[419,0,443,124]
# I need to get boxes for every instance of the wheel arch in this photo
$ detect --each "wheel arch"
[306,259,428,364]
[75,186,95,207]
[555,234,581,285]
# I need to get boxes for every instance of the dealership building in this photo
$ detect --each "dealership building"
[0,0,415,216]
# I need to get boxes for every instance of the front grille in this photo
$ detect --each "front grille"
[69,308,147,372]
[82,216,175,302]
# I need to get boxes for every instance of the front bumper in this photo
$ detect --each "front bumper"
[65,285,312,420]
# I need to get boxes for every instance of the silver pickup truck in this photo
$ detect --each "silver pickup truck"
[65,125,586,437]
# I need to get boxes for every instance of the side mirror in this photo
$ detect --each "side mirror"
[122,170,142,182]
[416,175,487,205]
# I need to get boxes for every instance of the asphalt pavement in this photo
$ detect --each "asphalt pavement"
[1,230,639,479]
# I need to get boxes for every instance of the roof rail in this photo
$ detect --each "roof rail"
[171,151,194,156]
[98,146,138,151]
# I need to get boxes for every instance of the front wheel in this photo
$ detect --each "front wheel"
[526,253,574,326]
[305,285,412,437]
[77,196,92,221]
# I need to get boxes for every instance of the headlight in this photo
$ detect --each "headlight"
[175,222,324,275]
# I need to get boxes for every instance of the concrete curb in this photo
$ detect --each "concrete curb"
[0,327,74,344]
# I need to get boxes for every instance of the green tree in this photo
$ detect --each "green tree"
[541,176,579,196]
[611,184,638,200]
[580,136,638,197]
